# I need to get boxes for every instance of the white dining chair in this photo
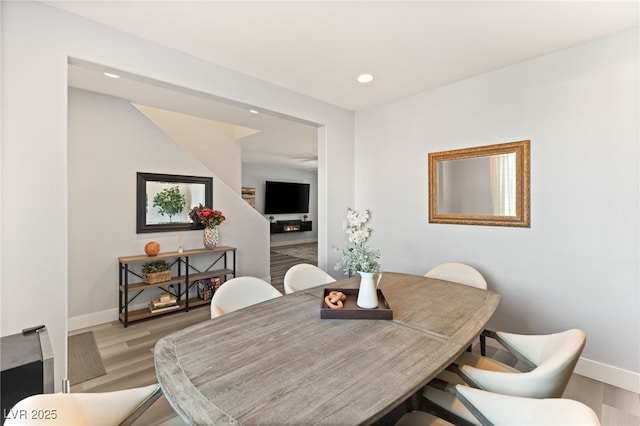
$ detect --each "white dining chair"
[210,276,282,318]
[425,262,489,354]
[424,262,488,290]
[4,383,162,426]
[398,383,600,426]
[423,329,587,423]
[283,263,336,294]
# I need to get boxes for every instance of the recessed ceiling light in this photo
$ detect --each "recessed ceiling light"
[357,73,374,84]
[104,72,120,79]
[249,109,259,114]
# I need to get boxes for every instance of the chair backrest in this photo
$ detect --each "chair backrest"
[455,384,600,426]
[460,329,586,398]
[425,262,487,290]
[210,276,282,318]
[283,263,336,294]
[4,384,161,426]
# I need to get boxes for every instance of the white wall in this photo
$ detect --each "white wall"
[242,164,319,246]
[1,2,354,391]
[132,104,244,194]
[5,0,634,394]
[67,88,270,326]
[355,29,639,391]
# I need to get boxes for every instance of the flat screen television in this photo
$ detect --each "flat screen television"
[264,181,310,214]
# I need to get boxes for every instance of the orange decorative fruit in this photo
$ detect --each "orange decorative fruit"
[145,241,160,256]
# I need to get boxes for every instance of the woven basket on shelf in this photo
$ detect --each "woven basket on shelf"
[143,270,172,284]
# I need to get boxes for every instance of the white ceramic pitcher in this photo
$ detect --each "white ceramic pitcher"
[357,271,382,309]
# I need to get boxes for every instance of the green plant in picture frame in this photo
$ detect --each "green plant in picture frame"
[152,186,185,223]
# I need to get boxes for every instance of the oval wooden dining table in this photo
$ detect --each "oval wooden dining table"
[154,272,500,425]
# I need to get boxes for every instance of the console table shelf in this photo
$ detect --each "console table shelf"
[118,246,236,327]
[119,297,211,323]
[118,268,234,293]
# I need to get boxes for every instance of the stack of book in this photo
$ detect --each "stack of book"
[241,187,256,209]
[149,294,179,313]
[197,277,224,300]
[212,277,223,291]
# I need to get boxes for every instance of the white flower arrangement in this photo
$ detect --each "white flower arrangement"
[335,208,380,275]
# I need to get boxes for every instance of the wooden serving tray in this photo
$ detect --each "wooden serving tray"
[320,288,393,320]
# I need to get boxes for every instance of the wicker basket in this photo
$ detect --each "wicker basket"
[143,270,172,284]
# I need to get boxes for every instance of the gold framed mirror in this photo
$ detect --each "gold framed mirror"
[428,140,530,227]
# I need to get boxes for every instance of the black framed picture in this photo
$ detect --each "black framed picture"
[136,172,212,233]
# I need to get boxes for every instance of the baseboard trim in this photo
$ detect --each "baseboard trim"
[68,301,153,330]
[484,338,639,393]
[69,288,204,331]
[574,357,640,393]
[68,308,118,331]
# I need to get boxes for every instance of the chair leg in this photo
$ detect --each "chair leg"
[405,394,415,412]
[479,329,499,357]
[406,386,424,412]
[421,396,477,426]
[120,385,163,426]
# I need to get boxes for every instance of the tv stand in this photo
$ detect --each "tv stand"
[270,220,312,234]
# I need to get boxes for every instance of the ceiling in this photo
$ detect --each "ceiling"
[68,63,321,170]
[58,1,638,169]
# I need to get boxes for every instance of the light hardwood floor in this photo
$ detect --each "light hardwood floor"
[70,308,211,425]
[69,247,639,425]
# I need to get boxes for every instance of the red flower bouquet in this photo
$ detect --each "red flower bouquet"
[189,204,226,228]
